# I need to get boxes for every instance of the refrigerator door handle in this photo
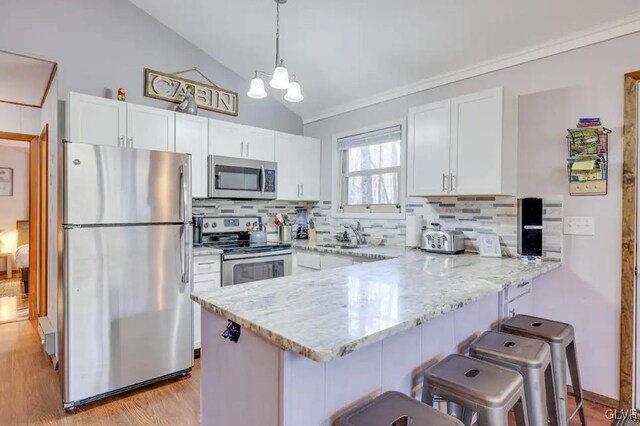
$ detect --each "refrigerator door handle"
[179,165,186,222]
[182,224,191,284]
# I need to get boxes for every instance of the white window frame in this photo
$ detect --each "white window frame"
[331,118,407,220]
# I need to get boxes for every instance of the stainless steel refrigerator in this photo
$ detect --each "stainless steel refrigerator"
[58,141,193,409]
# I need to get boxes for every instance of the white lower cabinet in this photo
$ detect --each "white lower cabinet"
[193,254,221,350]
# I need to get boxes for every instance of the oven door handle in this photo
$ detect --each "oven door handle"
[223,249,292,261]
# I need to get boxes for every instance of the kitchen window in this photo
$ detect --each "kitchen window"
[335,123,404,216]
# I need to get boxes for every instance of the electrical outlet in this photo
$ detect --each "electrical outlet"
[563,216,595,235]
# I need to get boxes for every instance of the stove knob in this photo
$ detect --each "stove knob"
[212,222,217,228]
[204,223,209,228]
[246,221,251,227]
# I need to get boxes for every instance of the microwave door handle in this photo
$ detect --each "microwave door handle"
[261,165,266,194]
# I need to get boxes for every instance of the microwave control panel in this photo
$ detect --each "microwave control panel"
[264,169,276,193]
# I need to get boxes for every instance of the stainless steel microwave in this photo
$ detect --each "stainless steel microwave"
[208,155,277,200]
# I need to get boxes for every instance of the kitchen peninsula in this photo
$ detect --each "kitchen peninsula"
[192,248,560,426]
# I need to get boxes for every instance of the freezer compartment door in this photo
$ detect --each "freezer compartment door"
[64,142,191,225]
[63,224,193,404]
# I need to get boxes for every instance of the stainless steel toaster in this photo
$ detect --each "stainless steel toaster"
[421,229,465,254]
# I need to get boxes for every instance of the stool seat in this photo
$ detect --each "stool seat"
[470,331,550,369]
[426,354,524,408]
[501,314,573,345]
[340,391,464,426]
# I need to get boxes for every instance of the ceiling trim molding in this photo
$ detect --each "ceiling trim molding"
[302,12,640,125]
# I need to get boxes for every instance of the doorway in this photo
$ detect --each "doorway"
[0,130,48,324]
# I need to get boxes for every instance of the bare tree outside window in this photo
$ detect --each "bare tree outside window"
[338,125,402,214]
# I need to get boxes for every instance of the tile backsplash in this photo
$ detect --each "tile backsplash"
[193,195,563,259]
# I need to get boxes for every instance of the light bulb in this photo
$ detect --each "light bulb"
[247,77,267,99]
[284,81,304,102]
[269,66,290,89]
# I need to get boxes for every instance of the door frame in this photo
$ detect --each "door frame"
[0,130,46,321]
[621,71,640,409]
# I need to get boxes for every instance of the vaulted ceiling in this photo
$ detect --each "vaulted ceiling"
[130,0,640,123]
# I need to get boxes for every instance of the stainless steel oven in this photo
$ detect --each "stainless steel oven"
[208,155,277,199]
[199,215,293,286]
[222,250,292,286]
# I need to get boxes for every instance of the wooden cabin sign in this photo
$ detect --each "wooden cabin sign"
[144,68,238,116]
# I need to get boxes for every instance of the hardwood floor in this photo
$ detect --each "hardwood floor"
[0,319,617,426]
[0,295,29,324]
[0,320,199,425]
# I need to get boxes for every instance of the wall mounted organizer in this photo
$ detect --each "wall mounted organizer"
[566,123,610,196]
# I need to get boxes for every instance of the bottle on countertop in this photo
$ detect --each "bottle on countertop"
[308,219,317,241]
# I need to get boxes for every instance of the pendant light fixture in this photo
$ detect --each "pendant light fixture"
[247,0,304,103]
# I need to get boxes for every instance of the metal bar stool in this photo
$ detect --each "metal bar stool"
[501,314,586,426]
[469,330,559,426]
[340,391,465,426]
[422,354,529,426]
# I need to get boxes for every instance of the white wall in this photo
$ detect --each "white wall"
[304,32,640,400]
[0,141,29,255]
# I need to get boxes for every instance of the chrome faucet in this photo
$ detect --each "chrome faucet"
[345,222,366,245]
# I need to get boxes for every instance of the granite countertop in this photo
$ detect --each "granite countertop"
[193,246,223,256]
[291,240,412,259]
[192,251,561,362]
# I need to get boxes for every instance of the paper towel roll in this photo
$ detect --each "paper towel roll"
[406,214,423,248]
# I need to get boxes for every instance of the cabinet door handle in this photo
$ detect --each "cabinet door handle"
[442,173,449,192]
[246,143,250,157]
[301,183,304,196]
[127,136,133,148]
[297,184,300,197]
[450,174,456,192]
[241,141,244,157]
[118,136,124,147]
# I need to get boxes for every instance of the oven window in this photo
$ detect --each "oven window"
[215,165,261,192]
[233,260,285,284]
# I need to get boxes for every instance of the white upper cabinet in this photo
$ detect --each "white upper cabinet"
[175,113,209,198]
[126,103,175,152]
[209,119,275,162]
[407,99,451,197]
[275,133,321,201]
[407,87,517,197]
[242,126,276,161]
[208,119,243,158]
[68,92,126,147]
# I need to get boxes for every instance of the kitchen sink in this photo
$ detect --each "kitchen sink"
[316,243,363,250]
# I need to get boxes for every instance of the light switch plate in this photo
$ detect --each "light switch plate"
[563,216,595,235]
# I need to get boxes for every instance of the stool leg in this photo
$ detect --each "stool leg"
[447,402,464,421]
[566,341,587,426]
[513,394,529,426]
[544,363,560,426]
[461,407,475,426]
[477,407,509,426]
[550,342,568,426]
[421,377,435,406]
